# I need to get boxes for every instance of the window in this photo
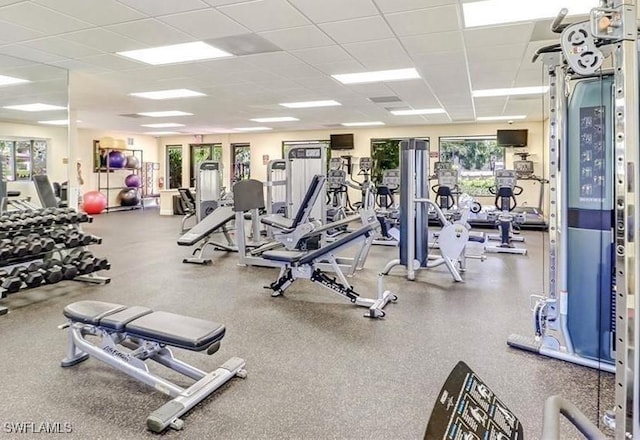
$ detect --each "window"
[438,136,504,196]
[0,138,47,181]
[190,143,222,187]
[231,143,250,184]
[166,145,183,189]
[371,138,402,184]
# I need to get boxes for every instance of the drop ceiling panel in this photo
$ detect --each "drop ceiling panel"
[82,53,147,71]
[0,2,91,35]
[105,19,193,46]
[469,60,519,81]
[288,0,378,24]
[50,58,112,74]
[464,23,535,48]
[374,0,457,13]
[32,0,145,26]
[343,39,412,68]
[115,0,211,17]
[466,44,527,64]
[344,83,395,97]
[387,81,439,105]
[158,9,249,40]
[319,16,394,44]
[503,98,545,115]
[513,69,546,86]
[0,44,66,64]
[386,5,460,37]
[218,0,310,32]
[243,51,307,68]
[290,45,353,65]
[469,71,518,90]
[313,59,367,75]
[62,28,146,53]
[0,19,44,43]
[414,50,466,68]
[23,37,99,60]
[400,31,463,55]
[259,26,334,50]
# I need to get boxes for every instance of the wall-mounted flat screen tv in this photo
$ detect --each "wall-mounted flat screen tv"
[497,129,528,147]
[330,133,354,150]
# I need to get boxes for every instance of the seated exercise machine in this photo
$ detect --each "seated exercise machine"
[484,170,527,255]
[262,213,396,318]
[177,161,236,264]
[177,188,196,233]
[60,300,246,433]
[424,361,605,440]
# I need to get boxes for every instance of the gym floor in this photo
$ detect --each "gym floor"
[0,208,613,439]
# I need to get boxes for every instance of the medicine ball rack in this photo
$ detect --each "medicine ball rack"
[94,143,144,213]
[0,206,111,316]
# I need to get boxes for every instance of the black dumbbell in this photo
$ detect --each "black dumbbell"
[50,230,80,248]
[0,269,22,293]
[28,262,63,284]
[63,255,94,274]
[10,266,43,288]
[46,259,78,280]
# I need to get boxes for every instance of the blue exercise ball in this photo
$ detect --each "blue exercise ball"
[108,151,127,168]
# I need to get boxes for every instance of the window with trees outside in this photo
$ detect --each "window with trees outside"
[0,138,47,181]
[438,136,504,196]
[190,143,222,187]
[166,145,183,189]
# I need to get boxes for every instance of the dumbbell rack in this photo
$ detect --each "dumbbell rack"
[0,207,111,316]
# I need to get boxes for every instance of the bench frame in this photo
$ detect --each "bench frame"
[60,318,246,433]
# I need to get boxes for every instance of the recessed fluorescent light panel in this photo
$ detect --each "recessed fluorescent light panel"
[463,0,597,27]
[144,131,180,136]
[118,41,232,65]
[130,89,206,100]
[0,75,29,86]
[391,108,447,116]
[249,117,299,123]
[234,127,272,131]
[141,123,185,128]
[477,115,526,121]
[472,86,549,98]
[333,68,420,85]
[280,100,341,108]
[137,111,193,117]
[38,119,81,125]
[4,103,66,112]
[341,121,385,127]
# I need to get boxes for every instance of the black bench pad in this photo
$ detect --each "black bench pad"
[65,301,225,351]
[261,214,294,231]
[261,250,306,263]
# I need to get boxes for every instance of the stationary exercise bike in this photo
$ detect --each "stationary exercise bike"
[485,170,527,255]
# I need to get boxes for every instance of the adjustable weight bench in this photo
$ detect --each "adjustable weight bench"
[262,223,397,318]
[177,205,237,264]
[60,300,246,433]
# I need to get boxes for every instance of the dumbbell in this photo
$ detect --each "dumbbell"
[14,235,44,256]
[28,261,63,284]
[1,237,29,258]
[10,266,43,288]
[63,254,95,275]
[46,259,78,280]
[0,269,22,293]
[50,230,80,248]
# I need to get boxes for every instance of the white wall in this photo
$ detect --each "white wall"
[159,121,549,210]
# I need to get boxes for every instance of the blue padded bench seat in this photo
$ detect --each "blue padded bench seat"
[64,300,225,351]
[262,223,376,265]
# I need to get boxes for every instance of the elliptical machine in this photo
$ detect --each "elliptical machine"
[431,163,460,219]
[373,169,400,246]
[326,157,349,223]
[485,170,527,255]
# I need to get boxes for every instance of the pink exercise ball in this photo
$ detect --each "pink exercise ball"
[83,191,107,215]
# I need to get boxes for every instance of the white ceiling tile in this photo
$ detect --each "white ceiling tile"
[469,71,517,90]
[158,8,249,39]
[63,28,145,52]
[0,2,92,35]
[513,68,546,86]
[0,19,43,43]
[244,51,306,69]
[344,83,395,97]
[259,26,334,50]
[32,0,145,26]
[203,0,256,5]
[105,18,193,46]
[218,0,310,32]
[50,58,112,74]
[82,53,147,71]
[400,31,463,55]
[464,23,535,48]
[288,0,378,24]
[0,44,67,64]
[466,44,527,64]
[116,0,211,16]
[415,50,466,67]
[386,5,460,36]
[343,39,412,68]
[313,59,366,75]
[469,60,518,80]
[374,0,456,13]
[387,81,438,104]
[23,37,100,60]
[290,45,353,65]
[319,16,393,44]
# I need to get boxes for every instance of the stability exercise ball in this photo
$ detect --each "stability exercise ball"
[124,174,141,188]
[83,191,107,215]
[118,188,139,207]
[125,155,140,169]
[108,150,127,168]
